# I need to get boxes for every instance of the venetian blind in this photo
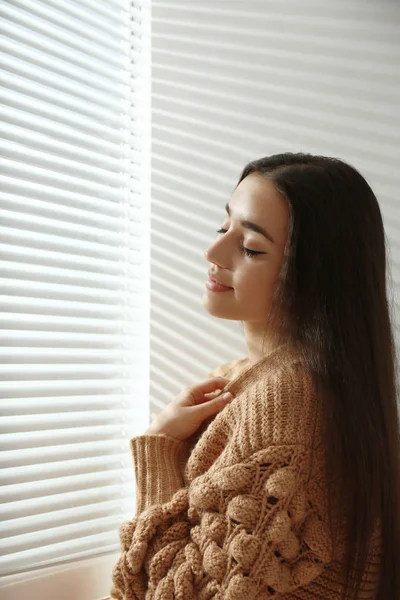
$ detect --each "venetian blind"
[0,0,151,577]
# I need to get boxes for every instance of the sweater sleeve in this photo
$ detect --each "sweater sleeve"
[127,359,243,516]
[129,434,191,515]
[110,367,333,599]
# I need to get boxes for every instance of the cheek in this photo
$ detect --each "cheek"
[236,263,275,295]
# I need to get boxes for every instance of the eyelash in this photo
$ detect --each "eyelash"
[216,228,264,258]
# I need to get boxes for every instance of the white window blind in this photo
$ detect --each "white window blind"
[0,0,151,580]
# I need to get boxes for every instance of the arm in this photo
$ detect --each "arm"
[111,366,332,599]
[129,433,190,515]
[127,359,242,515]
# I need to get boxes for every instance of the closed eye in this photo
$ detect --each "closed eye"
[216,228,267,258]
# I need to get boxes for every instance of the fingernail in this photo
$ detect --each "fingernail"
[222,392,233,400]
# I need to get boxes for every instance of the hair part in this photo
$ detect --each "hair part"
[236,152,400,599]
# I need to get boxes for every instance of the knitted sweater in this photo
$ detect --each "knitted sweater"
[110,343,382,599]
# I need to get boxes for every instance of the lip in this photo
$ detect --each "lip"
[206,277,233,292]
[208,270,232,288]
[206,272,233,292]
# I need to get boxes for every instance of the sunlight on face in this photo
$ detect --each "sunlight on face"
[202,172,289,324]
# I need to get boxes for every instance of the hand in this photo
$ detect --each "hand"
[143,376,235,441]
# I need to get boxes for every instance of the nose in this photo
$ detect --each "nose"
[204,231,232,268]
[204,247,228,271]
[204,248,218,264]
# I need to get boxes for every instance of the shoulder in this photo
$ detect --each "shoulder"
[224,359,322,449]
[267,357,318,399]
[206,356,249,380]
[227,353,317,404]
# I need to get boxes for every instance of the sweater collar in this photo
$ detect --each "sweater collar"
[222,341,298,396]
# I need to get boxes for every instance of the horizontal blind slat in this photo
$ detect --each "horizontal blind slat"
[0,410,132,434]
[0,35,125,94]
[1,468,134,503]
[67,0,127,25]
[0,438,130,466]
[1,72,128,126]
[0,122,129,171]
[1,19,125,74]
[0,298,140,320]
[0,246,131,277]
[0,515,123,557]
[0,499,131,539]
[1,0,127,51]
[0,330,141,346]
[1,483,134,532]
[0,200,128,230]
[1,88,126,141]
[0,482,134,520]
[0,162,142,197]
[0,377,144,400]
[0,452,133,484]
[0,2,126,61]
[0,264,134,289]
[0,206,142,242]
[0,190,129,220]
[0,292,139,317]
[0,532,123,576]
[24,0,128,37]
[0,500,129,545]
[1,423,136,449]
[0,104,129,156]
[0,51,126,110]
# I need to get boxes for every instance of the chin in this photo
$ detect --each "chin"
[202,293,238,320]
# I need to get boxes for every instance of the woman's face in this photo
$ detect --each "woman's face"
[203,172,289,324]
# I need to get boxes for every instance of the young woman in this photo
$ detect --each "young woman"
[110,152,400,599]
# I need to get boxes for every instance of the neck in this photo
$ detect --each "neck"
[242,322,280,362]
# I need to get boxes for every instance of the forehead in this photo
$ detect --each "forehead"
[230,172,289,243]
[232,172,282,209]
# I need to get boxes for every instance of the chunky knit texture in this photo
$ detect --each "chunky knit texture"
[110,343,382,599]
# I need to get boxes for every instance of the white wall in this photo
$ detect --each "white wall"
[149,0,400,421]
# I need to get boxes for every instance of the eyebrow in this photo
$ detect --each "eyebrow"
[225,202,275,244]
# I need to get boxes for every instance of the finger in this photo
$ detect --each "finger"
[186,377,231,406]
[190,391,234,419]
[191,376,231,395]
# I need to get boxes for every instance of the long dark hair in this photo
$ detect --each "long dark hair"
[235,153,400,599]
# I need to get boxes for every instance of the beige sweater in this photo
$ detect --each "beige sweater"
[110,343,382,599]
